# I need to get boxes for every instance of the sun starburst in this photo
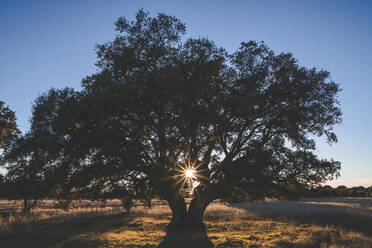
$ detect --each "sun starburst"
[170,162,201,195]
[185,168,196,179]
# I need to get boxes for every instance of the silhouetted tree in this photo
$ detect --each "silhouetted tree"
[0,102,42,213]
[367,186,372,197]
[0,134,49,214]
[319,185,335,198]
[15,10,342,229]
[303,185,372,198]
[136,180,155,208]
[336,185,347,197]
[0,101,19,148]
[351,186,367,197]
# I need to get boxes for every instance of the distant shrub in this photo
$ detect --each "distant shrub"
[121,196,134,213]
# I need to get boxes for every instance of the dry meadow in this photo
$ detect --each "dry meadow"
[0,198,371,247]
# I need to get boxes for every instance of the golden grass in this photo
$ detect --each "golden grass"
[1,198,372,247]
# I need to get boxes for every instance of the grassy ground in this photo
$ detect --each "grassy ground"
[0,198,371,247]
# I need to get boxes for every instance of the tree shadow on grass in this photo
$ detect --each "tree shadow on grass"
[158,227,214,248]
[0,212,132,248]
[1,212,214,248]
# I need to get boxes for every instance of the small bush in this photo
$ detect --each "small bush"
[121,196,134,213]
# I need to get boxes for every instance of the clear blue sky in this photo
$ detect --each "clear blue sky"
[1,0,371,187]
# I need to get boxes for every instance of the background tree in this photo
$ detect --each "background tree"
[0,101,19,148]
[336,185,348,197]
[0,134,49,214]
[10,10,342,229]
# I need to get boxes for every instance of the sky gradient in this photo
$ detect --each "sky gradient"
[1,0,371,187]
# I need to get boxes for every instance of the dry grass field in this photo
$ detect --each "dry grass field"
[0,198,371,248]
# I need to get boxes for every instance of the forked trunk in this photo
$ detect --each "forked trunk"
[167,191,213,231]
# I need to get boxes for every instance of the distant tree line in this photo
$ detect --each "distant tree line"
[225,184,372,203]
[305,185,372,198]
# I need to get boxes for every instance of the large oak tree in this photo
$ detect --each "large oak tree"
[7,10,342,229]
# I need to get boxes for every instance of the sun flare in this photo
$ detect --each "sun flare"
[185,168,196,179]
[172,163,202,195]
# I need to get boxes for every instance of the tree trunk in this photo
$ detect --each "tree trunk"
[23,198,37,215]
[168,196,188,229]
[167,189,213,231]
[188,188,214,228]
[187,196,208,228]
[23,198,30,215]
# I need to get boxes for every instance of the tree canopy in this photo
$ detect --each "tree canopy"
[0,10,342,229]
